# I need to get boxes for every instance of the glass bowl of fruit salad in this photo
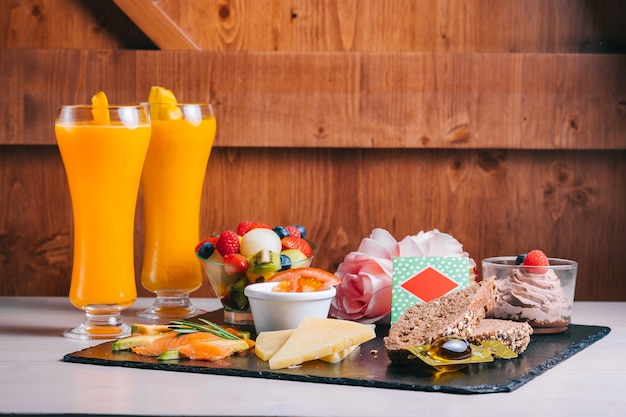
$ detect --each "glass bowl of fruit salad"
[196,222,318,325]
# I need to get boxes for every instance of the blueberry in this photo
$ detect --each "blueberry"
[294,225,306,239]
[273,225,290,239]
[515,254,526,265]
[197,242,215,259]
[279,254,292,271]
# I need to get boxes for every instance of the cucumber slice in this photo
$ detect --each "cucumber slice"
[112,334,166,351]
[157,350,183,361]
[235,330,251,340]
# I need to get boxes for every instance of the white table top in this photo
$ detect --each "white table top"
[0,297,624,417]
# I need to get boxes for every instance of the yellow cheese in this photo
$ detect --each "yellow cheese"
[255,329,359,363]
[319,345,358,363]
[267,317,376,370]
[255,329,294,361]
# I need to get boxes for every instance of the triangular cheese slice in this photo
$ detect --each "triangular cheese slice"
[255,329,294,361]
[320,345,358,363]
[267,317,376,370]
[256,329,360,363]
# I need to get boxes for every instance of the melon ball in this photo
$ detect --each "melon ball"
[240,228,282,258]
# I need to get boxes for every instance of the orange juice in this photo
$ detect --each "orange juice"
[140,110,216,295]
[56,121,150,309]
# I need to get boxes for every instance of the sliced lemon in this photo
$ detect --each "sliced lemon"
[91,91,111,125]
[148,86,182,120]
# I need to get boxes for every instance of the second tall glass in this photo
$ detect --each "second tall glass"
[138,103,216,320]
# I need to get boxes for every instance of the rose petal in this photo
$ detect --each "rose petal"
[400,229,468,257]
[336,252,392,278]
[398,235,426,257]
[357,235,399,260]
[362,228,400,256]
[330,271,392,323]
[359,285,392,322]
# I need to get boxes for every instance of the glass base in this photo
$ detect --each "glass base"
[137,294,206,321]
[531,324,571,334]
[223,310,254,325]
[64,311,131,340]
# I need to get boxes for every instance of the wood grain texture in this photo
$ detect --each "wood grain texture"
[1,1,624,52]
[0,0,155,49]
[1,49,625,149]
[1,145,625,301]
[112,0,200,50]
[155,0,626,52]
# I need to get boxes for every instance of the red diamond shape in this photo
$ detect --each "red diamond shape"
[401,266,459,302]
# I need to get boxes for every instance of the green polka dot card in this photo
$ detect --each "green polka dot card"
[391,256,470,324]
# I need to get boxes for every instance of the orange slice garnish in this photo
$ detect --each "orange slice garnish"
[148,86,182,120]
[91,91,111,125]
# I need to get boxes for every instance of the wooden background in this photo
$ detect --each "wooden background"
[1,0,625,301]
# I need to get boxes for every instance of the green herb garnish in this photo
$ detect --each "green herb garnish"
[169,318,240,340]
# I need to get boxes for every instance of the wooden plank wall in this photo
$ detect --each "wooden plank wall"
[1,1,625,302]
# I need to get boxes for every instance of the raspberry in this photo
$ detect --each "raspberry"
[522,249,549,274]
[216,230,240,256]
[281,236,313,258]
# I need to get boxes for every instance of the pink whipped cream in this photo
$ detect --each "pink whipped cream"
[491,267,571,324]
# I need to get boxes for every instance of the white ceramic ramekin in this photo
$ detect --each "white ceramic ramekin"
[244,281,336,333]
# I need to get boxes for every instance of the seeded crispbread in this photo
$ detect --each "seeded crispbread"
[468,318,533,354]
[384,277,497,363]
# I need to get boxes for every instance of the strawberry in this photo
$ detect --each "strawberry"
[216,230,240,256]
[222,253,249,275]
[281,236,313,258]
[236,221,271,236]
[522,249,549,274]
[285,225,301,239]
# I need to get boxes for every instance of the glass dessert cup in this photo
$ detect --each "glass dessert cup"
[198,240,318,325]
[137,103,216,321]
[482,256,578,334]
[55,104,151,339]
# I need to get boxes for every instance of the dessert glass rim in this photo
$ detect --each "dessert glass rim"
[197,239,318,266]
[482,256,577,270]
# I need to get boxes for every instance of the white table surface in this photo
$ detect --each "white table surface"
[0,297,624,417]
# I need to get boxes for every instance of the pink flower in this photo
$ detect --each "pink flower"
[330,228,475,324]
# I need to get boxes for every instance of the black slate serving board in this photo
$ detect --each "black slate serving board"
[63,309,610,394]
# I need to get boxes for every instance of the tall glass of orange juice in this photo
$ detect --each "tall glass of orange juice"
[137,102,216,320]
[55,103,151,339]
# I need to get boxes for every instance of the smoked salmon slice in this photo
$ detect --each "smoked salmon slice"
[131,331,222,356]
[175,341,239,361]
